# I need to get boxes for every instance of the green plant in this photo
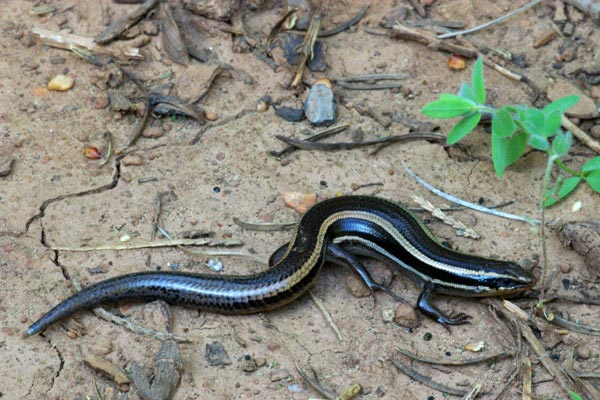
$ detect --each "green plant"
[421,57,600,207]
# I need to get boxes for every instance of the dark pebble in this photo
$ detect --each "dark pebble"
[274,105,305,122]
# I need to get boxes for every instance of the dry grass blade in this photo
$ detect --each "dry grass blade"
[81,350,131,385]
[522,359,532,400]
[396,346,513,365]
[309,290,343,341]
[412,194,480,239]
[389,357,468,396]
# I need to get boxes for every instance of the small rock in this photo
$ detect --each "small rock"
[575,346,591,360]
[553,2,567,23]
[266,342,280,351]
[283,192,317,213]
[558,46,576,63]
[49,56,66,64]
[206,341,232,366]
[304,79,336,126]
[274,106,305,122]
[240,354,257,372]
[590,125,600,139]
[563,22,574,36]
[142,127,164,138]
[269,369,290,382]
[393,303,419,328]
[382,308,395,323]
[255,357,267,367]
[0,158,15,177]
[109,91,133,112]
[547,80,599,119]
[184,0,239,21]
[122,154,144,166]
[48,74,74,91]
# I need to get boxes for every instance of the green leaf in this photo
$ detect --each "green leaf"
[551,130,572,157]
[447,112,482,144]
[457,82,476,102]
[471,57,485,105]
[543,110,562,137]
[522,108,546,136]
[543,95,579,115]
[528,134,549,150]
[491,131,527,178]
[586,170,600,193]
[422,94,478,119]
[582,156,600,173]
[492,108,515,138]
[569,390,585,400]
[544,176,581,207]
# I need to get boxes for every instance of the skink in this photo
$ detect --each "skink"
[27,196,535,336]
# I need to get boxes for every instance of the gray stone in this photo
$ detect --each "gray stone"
[304,82,336,126]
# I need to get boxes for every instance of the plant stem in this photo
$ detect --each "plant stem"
[537,156,555,304]
[554,159,580,177]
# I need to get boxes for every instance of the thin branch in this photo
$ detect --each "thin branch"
[400,162,541,225]
[437,0,545,39]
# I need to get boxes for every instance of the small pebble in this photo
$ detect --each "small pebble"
[122,154,144,166]
[142,127,164,138]
[393,303,419,328]
[560,263,572,273]
[86,95,109,109]
[205,111,218,121]
[575,346,591,360]
[283,192,317,213]
[381,308,395,323]
[255,357,267,367]
[269,369,290,382]
[266,342,280,351]
[590,125,600,139]
[119,234,131,242]
[48,74,74,91]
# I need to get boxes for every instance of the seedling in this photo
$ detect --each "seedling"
[422,57,600,208]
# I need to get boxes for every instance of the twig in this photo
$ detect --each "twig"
[292,14,321,87]
[335,82,403,90]
[437,0,544,39]
[233,217,295,231]
[309,290,343,341]
[295,362,336,400]
[81,350,131,384]
[389,357,468,396]
[395,346,513,366]
[401,162,541,225]
[48,238,243,252]
[190,108,254,145]
[384,24,478,58]
[276,132,443,151]
[156,226,267,264]
[271,124,350,158]
[562,115,600,154]
[334,73,408,82]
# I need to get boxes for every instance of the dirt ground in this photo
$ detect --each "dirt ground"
[1,1,600,399]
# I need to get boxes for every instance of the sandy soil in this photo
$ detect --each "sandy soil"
[1,1,599,399]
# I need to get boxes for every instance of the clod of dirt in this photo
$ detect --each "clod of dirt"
[393,303,419,329]
[559,220,600,276]
[269,368,290,382]
[547,79,599,119]
[126,339,182,400]
[283,191,317,213]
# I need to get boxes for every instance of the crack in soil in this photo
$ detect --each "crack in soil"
[24,156,122,234]
[49,337,65,391]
